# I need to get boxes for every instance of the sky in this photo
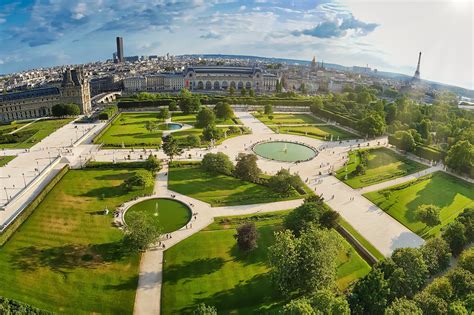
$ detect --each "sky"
[0,0,472,89]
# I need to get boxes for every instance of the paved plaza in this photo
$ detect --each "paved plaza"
[1,111,429,314]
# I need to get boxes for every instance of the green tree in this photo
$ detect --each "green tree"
[446,268,474,299]
[417,204,441,227]
[310,289,350,314]
[157,107,170,121]
[201,152,234,175]
[445,140,473,175]
[385,298,422,315]
[284,200,338,235]
[268,169,304,196]
[458,247,474,273]
[202,124,224,142]
[442,221,467,255]
[240,87,247,96]
[214,102,234,120]
[269,226,341,296]
[425,277,453,302]
[234,153,261,182]
[123,212,161,252]
[348,268,390,314]
[300,83,307,94]
[310,97,324,113]
[248,88,255,97]
[145,121,158,133]
[421,237,451,276]
[228,86,235,96]
[282,298,314,315]
[186,134,201,147]
[264,104,273,115]
[234,222,259,251]
[389,248,428,298]
[448,301,468,315]
[394,130,416,152]
[418,119,432,140]
[414,292,448,315]
[162,135,183,163]
[179,93,201,114]
[457,208,474,242]
[64,103,80,115]
[52,104,66,117]
[145,154,162,175]
[358,113,386,137]
[385,103,398,124]
[168,100,178,111]
[195,107,216,128]
[193,303,217,315]
[124,170,154,190]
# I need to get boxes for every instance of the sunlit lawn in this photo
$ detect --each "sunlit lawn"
[168,164,308,206]
[0,165,152,314]
[0,119,72,149]
[274,125,358,141]
[336,148,428,188]
[254,113,325,125]
[161,211,370,314]
[0,155,15,167]
[364,171,474,238]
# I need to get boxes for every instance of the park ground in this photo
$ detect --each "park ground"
[167,163,312,206]
[364,171,474,238]
[253,113,358,141]
[336,147,428,188]
[0,155,15,167]
[94,112,244,148]
[0,118,72,149]
[161,211,370,314]
[0,165,152,314]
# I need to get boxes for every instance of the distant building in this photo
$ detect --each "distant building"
[116,37,124,63]
[0,68,91,122]
[184,66,277,92]
[90,75,122,96]
[123,76,147,92]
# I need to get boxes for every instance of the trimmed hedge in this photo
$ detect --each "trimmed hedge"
[310,107,360,131]
[415,144,446,161]
[0,296,53,315]
[85,161,148,169]
[0,165,69,246]
[98,105,118,120]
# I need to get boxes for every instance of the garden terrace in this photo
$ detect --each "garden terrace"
[168,163,312,206]
[336,148,429,188]
[0,163,153,313]
[364,171,474,238]
[161,211,370,314]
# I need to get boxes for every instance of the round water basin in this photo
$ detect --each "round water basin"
[159,123,183,131]
[252,141,317,162]
[124,198,191,233]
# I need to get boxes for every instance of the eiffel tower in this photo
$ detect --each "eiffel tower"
[413,52,421,81]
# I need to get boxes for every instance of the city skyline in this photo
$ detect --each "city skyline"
[0,0,472,90]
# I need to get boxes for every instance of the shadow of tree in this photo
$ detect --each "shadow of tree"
[164,258,225,284]
[104,275,139,291]
[82,185,129,198]
[10,241,130,274]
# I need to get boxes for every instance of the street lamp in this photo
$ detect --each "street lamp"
[48,151,52,164]
[4,187,9,202]
[22,173,26,188]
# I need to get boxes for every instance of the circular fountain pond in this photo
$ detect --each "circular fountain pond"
[158,123,183,131]
[124,198,191,233]
[252,141,317,163]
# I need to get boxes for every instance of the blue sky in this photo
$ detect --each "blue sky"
[0,0,472,89]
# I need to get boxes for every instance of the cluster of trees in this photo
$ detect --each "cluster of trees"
[348,207,474,314]
[178,89,201,114]
[194,102,235,142]
[51,103,80,117]
[124,170,154,190]
[0,296,52,315]
[123,212,162,252]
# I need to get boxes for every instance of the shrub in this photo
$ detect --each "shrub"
[234,222,259,251]
[201,152,234,175]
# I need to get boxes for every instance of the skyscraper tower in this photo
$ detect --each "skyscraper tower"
[413,52,421,81]
[116,37,124,63]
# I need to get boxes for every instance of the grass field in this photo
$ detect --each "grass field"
[168,164,309,206]
[0,119,72,149]
[336,148,428,188]
[272,125,358,141]
[364,171,474,238]
[0,165,153,314]
[338,218,385,261]
[254,113,325,125]
[0,155,15,167]
[95,112,242,148]
[125,198,191,233]
[161,211,370,314]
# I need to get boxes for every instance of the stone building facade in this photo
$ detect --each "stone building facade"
[0,69,91,122]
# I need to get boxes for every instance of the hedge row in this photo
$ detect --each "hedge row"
[415,144,446,161]
[85,161,148,169]
[0,165,69,247]
[0,296,53,315]
[310,107,360,131]
[98,105,118,120]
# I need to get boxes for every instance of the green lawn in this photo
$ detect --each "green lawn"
[125,198,191,233]
[336,148,428,188]
[168,164,309,206]
[254,113,325,125]
[0,119,72,149]
[95,112,243,148]
[338,218,385,261]
[0,155,15,167]
[364,171,474,238]
[161,211,370,314]
[272,125,358,141]
[0,165,153,314]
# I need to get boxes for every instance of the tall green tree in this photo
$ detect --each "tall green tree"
[385,298,422,315]
[421,237,451,276]
[264,104,273,115]
[157,107,170,121]
[234,153,261,182]
[358,113,386,137]
[348,268,390,314]
[145,154,162,175]
[162,135,183,163]
[234,222,259,251]
[445,140,473,175]
[417,204,441,227]
[195,107,216,128]
[123,212,161,252]
[213,102,234,120]
[201,152,234,175]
